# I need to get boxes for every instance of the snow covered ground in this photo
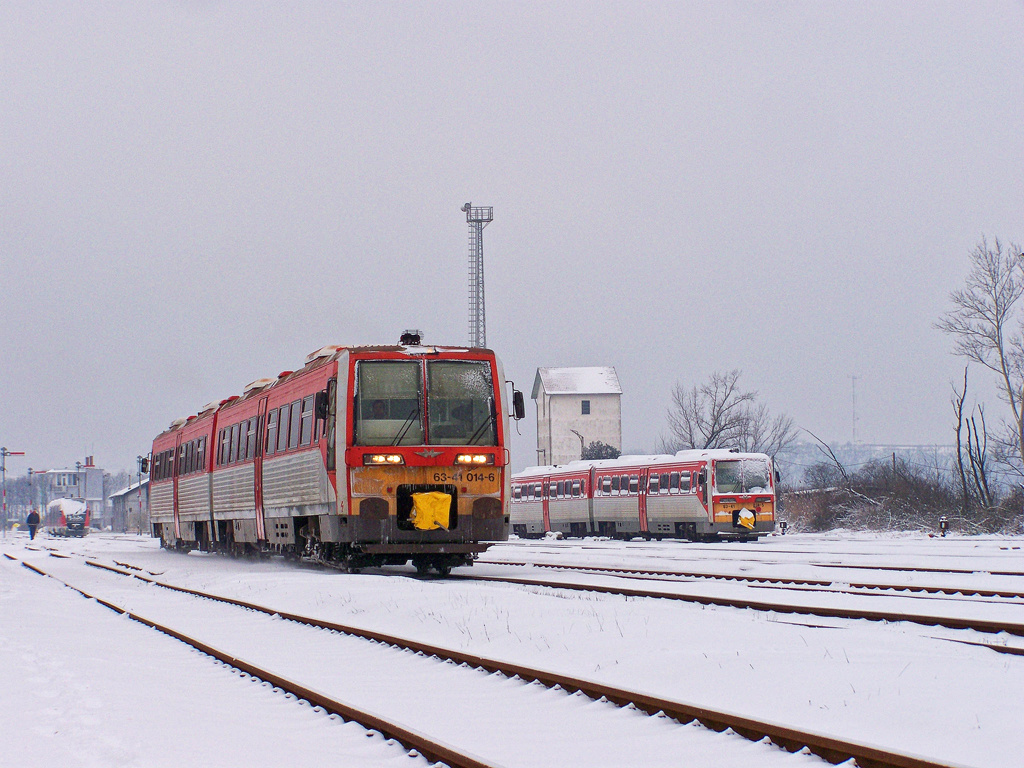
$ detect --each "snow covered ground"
[2,530,1021,768]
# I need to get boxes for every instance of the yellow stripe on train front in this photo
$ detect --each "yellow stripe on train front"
[410,492,452,530]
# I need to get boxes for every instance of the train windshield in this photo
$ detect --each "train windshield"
[354,361,424,445]
[426,361,497,445]
[714,459,771,494]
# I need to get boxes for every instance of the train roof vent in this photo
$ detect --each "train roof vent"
[400,329,423,346]
[219,395,240,406]
[199,400,220,414]
[169,417,187,430]
[243,377,276,395]
[305,345,342,364]
[277,370,294,380]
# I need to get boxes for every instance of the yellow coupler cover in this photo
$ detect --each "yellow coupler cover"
[410,492,452,531]
[737,508,756,530]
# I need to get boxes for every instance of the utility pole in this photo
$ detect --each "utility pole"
[571,429,585,460]
[1,447,26,537]
[136,455,147,535]
[850,375,859,443]
[462,202,493,348]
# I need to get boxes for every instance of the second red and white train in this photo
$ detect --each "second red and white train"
[510,450,778,541]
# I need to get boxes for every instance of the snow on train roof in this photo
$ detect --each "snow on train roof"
[46,498,88,514]
[155,342,490,435]
[517,448,771,476]
[532,367,621,397]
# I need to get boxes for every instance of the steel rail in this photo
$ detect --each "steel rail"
[65,557,967,768]
[18,559,497,768]
[491,541,1024,576]
[480,560,1024,600]
[453,573,1024,638]
[811,561,1024,578]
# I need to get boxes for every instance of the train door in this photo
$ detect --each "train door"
[541,475,551,532]
[172,432,183,540]
[253,396,269,541]
[637,467,649,533]
[587,467,597,533]
[696,462,709,516]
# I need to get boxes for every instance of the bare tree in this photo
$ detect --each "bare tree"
[662,370,796,456]
[951,368,971,516]
[938,236,1024,474]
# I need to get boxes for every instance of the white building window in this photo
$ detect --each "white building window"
[581,400,590,415]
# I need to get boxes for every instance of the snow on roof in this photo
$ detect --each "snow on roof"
[516,449,771,476]
[108,479,149,498]
[532,367,622,398]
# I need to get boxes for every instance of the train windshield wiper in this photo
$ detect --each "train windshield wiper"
[393,404,420,445]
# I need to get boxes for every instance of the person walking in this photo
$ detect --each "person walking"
[26,509,40,540]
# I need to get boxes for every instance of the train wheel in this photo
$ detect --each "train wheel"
[436,563,452,577]
[414,558,431,576]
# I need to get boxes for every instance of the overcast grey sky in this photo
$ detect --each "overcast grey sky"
[2,1,1023,474]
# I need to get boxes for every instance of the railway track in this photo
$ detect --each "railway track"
[452,573,1024,642]
[15,552,968,768]
[478,559,1024,601]
[490,540,1024,577]
[17,557,492,768]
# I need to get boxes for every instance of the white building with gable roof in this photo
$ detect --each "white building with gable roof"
[533,366,622,466]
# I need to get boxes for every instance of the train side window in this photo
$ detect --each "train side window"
[246,418,258,459]
[300,395,314,446]
[277,403,290,452]
[629,475,639,494]
[680,472,691,492]
[556,481,564,498]
[229,423,240,464]
[549,482,556,498]
[220,429,229,466]
[611,475,620,493]
[289,399,302,448]
[669,472,679,494]
[581,479,586,496]
[536,483,543,499]
[513,486,521,500]
[198,437,206,471]
[660,473,670,493]
[572,481,581,497]
[621,474,630,494]
[266,409,278,456]
[648,475,659,493]
[602,477,612,495]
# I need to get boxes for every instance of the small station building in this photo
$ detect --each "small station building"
[532,366,622,466]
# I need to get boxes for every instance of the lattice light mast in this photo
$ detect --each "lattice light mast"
[462,202,493,348]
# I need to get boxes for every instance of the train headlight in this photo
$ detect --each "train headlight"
[455,454,494,465]
[364,454,404,465]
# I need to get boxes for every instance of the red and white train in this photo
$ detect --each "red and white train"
[510,449,778,541]
[149,333,524,574]
[44,498,91,537]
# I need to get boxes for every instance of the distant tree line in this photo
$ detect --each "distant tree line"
[786,236,1024,535]
[783,455,1023,534]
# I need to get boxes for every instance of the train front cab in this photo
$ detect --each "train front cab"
[706,454,776,539]
[339,348,512,572]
